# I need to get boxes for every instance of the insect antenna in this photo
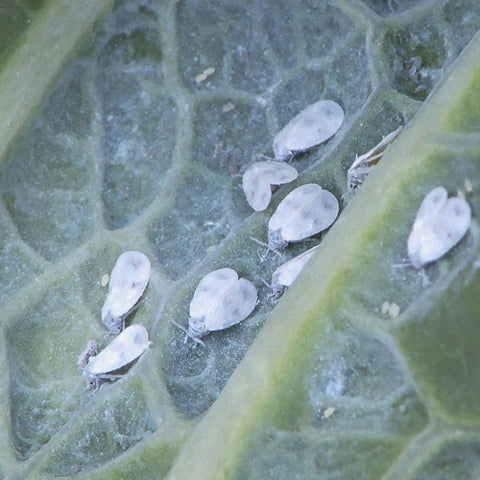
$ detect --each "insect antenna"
[256,153,273,161]
[391,258,413,268]
[249,236,284,261]
[170,320,205,348]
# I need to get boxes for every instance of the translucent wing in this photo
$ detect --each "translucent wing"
[347,126,403,192]
[349,126,403,173]
[102,251,151,320]
[408,187,448,267]
[414,186,448,228]
[273,100,344,161]
[272,244,319,292]
[87,325,149,375]
[204,278,257,331]
[407,188,471,267]
[269,184,339,244]
[242,161,298,211]
[189,268,238,319]
[436,196,471,244]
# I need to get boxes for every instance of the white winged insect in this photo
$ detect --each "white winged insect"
[271,244,320,295]
[83,325,150,390]
[407,186,471,268]
[273,100,344,161]
[347,126,403,192]
[242,161,298,211]
[268,184,339,249]
[186,268,258,340]
[102,251,151,334]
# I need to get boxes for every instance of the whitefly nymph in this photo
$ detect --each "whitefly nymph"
[83,324,150,390]
[271,244,320,295]
[188,268,257,340]
[407,186,471,268]
[273,100,344,161]
[268,183,339,249]
[242,161,298,211]
[102,251,151,334]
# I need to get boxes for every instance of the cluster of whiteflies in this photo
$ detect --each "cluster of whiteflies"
[78,101,472,391]
[79,252,152,390]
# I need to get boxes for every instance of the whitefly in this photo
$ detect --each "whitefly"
[242,161,298,211]
[187,268,257,340]
[268,183,339,249]
[271,244,320,295]
[407,186,471,268]
[347,126,403,192]
[273,100,344,161]
[83,324,150,389]
[102,251,151,334]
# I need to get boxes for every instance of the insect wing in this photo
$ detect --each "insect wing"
[189,268,238,319]
[407,188,471,267]
[349,126,403,173]
[204,278,257,331]
[413,186,447,229]
[87,325,149,376]
[435,196,471,248]
[257,161,298,185]
[242,164,272,212]
[269,184,339,243]
[347,126,403,191]
[242,161,298,211]
[407,187,448,266]
[414,197,470,266]
[272,244,320,291]
[102,251,151,320]
[273,100,344,161]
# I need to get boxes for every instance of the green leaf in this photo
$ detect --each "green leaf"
[1,1,480,479]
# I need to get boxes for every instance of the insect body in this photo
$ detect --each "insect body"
[407,186,471,268]
[77,340,99,369]
[102,251,151,334]
[273,100,344,161]
[268,184,339,249]
[271,244,320,295]
[347,126,403,192]
[188,268,257,339]
[84,325,150,389]
[242,161,298,211]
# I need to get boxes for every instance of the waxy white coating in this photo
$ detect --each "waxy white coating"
[268,184,339,249]
[271,244,320,294]
[84,325,149,388]
[347,126,403,192]
[188,268,257,339]
[273,100,344,161]
[407,186,471,268]
[242,161,298,211]
[102,251,151,334]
